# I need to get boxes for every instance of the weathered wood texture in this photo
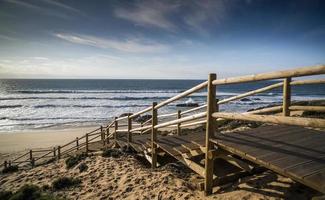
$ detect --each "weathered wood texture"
[210,125,325,193]
[212,112,325,128]
[212,65,325,85]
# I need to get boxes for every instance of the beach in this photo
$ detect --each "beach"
[0,126,98,166]
[0,80,324,199]
[0,149,318,200]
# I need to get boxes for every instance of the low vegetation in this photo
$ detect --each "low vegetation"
[102,148,122,158]
[2,165,18,174]
[65,153,86,169]
[78,163,88,172]
[52,177,81,190]
[0,184,59,200]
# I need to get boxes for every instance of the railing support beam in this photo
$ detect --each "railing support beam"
[114,117,118,144]
[85,133,89,154]
[205,73,217,195]
[57,146,61,160]
[283,77,291,116]
[76,137,79,150]
[151,102,158,169]
[127,114,132,145]
[177,110,181,136]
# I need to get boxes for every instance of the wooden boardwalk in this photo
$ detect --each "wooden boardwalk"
[116,125,325,193]
[4,65,324,196]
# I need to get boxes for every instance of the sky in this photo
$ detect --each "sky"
[0,0,324,79]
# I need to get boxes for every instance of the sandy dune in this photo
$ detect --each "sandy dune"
[0,152,319,200]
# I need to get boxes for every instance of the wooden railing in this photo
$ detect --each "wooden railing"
[2,65,324,195]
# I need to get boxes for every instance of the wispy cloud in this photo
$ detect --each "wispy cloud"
[41,0,85,15]
[4,0,84,19]
[54,33,170,53]
[114,0,178,31]
[113,0,231,35]
[182,0,228,35]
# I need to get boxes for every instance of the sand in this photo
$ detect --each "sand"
[0,127,99,153]
[0,126,322,199]
[0,126,98,165]
[0,153,318,200]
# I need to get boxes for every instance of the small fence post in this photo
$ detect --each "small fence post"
[140,122,143,134]
[101,126,105,147]
[151,102,158,169]
[106,128,109,144]
[283,77,291,116]
[57,146,61,160]
[127,114,132,145]
[205,73,217,195]
[8,161,11,167]
[53,147,56,157]
[76,137,79,150]
[177,110,181,136]
[29,150,34,167]
[4,161,7,168]
[86,133,89,154]
[114,117,118,142]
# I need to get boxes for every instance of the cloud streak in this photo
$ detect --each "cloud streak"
[4,0,84,19]
[182,0,228,35]
[54,33,170,53]
[114,0,178,31]
[113,0,230,35]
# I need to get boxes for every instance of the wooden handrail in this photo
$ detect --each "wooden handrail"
[130,107,152,119]
[116,115,128,121]
[291,79,325,85]
[142,118,152,125]
[11,152,30,162]
[212,65,325,85]
[169,120,207,128]
[131,124,151,132]
[116,129,128,133]
[218,82,283,104]
[181,104,207,115]
[289,106,325,112]
[245,106,283,114]
[86,127,101,134]
[155,81,208,110]
[34,150,53,162]
[155,112,206,129]
[212,112,325,128]
[61,138,79,149]
[159,112,178,118]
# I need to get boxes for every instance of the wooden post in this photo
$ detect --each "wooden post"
[114,117,118,141]
[76,137,79,150]
[8,161,11,167]
[57,146,61,160]
[106,128,109,143]
[177,110,181,136]
[205,73,217,195]
[151,102,158,169]
[53,147,56,157]
[127,114,132,144]
[283,77,291,116]
[101,126,105,146]
[86,133,89,154]
[140,122,143,134]
[29,150,34,167]
[4,161,7,168]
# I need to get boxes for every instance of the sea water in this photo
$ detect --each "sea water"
[0,79,324,132]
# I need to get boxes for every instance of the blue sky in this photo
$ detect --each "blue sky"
[0,0,324,79]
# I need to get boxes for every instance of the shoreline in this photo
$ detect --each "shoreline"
[0,126,98,153]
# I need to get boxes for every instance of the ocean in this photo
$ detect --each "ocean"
[0,79,324,132]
